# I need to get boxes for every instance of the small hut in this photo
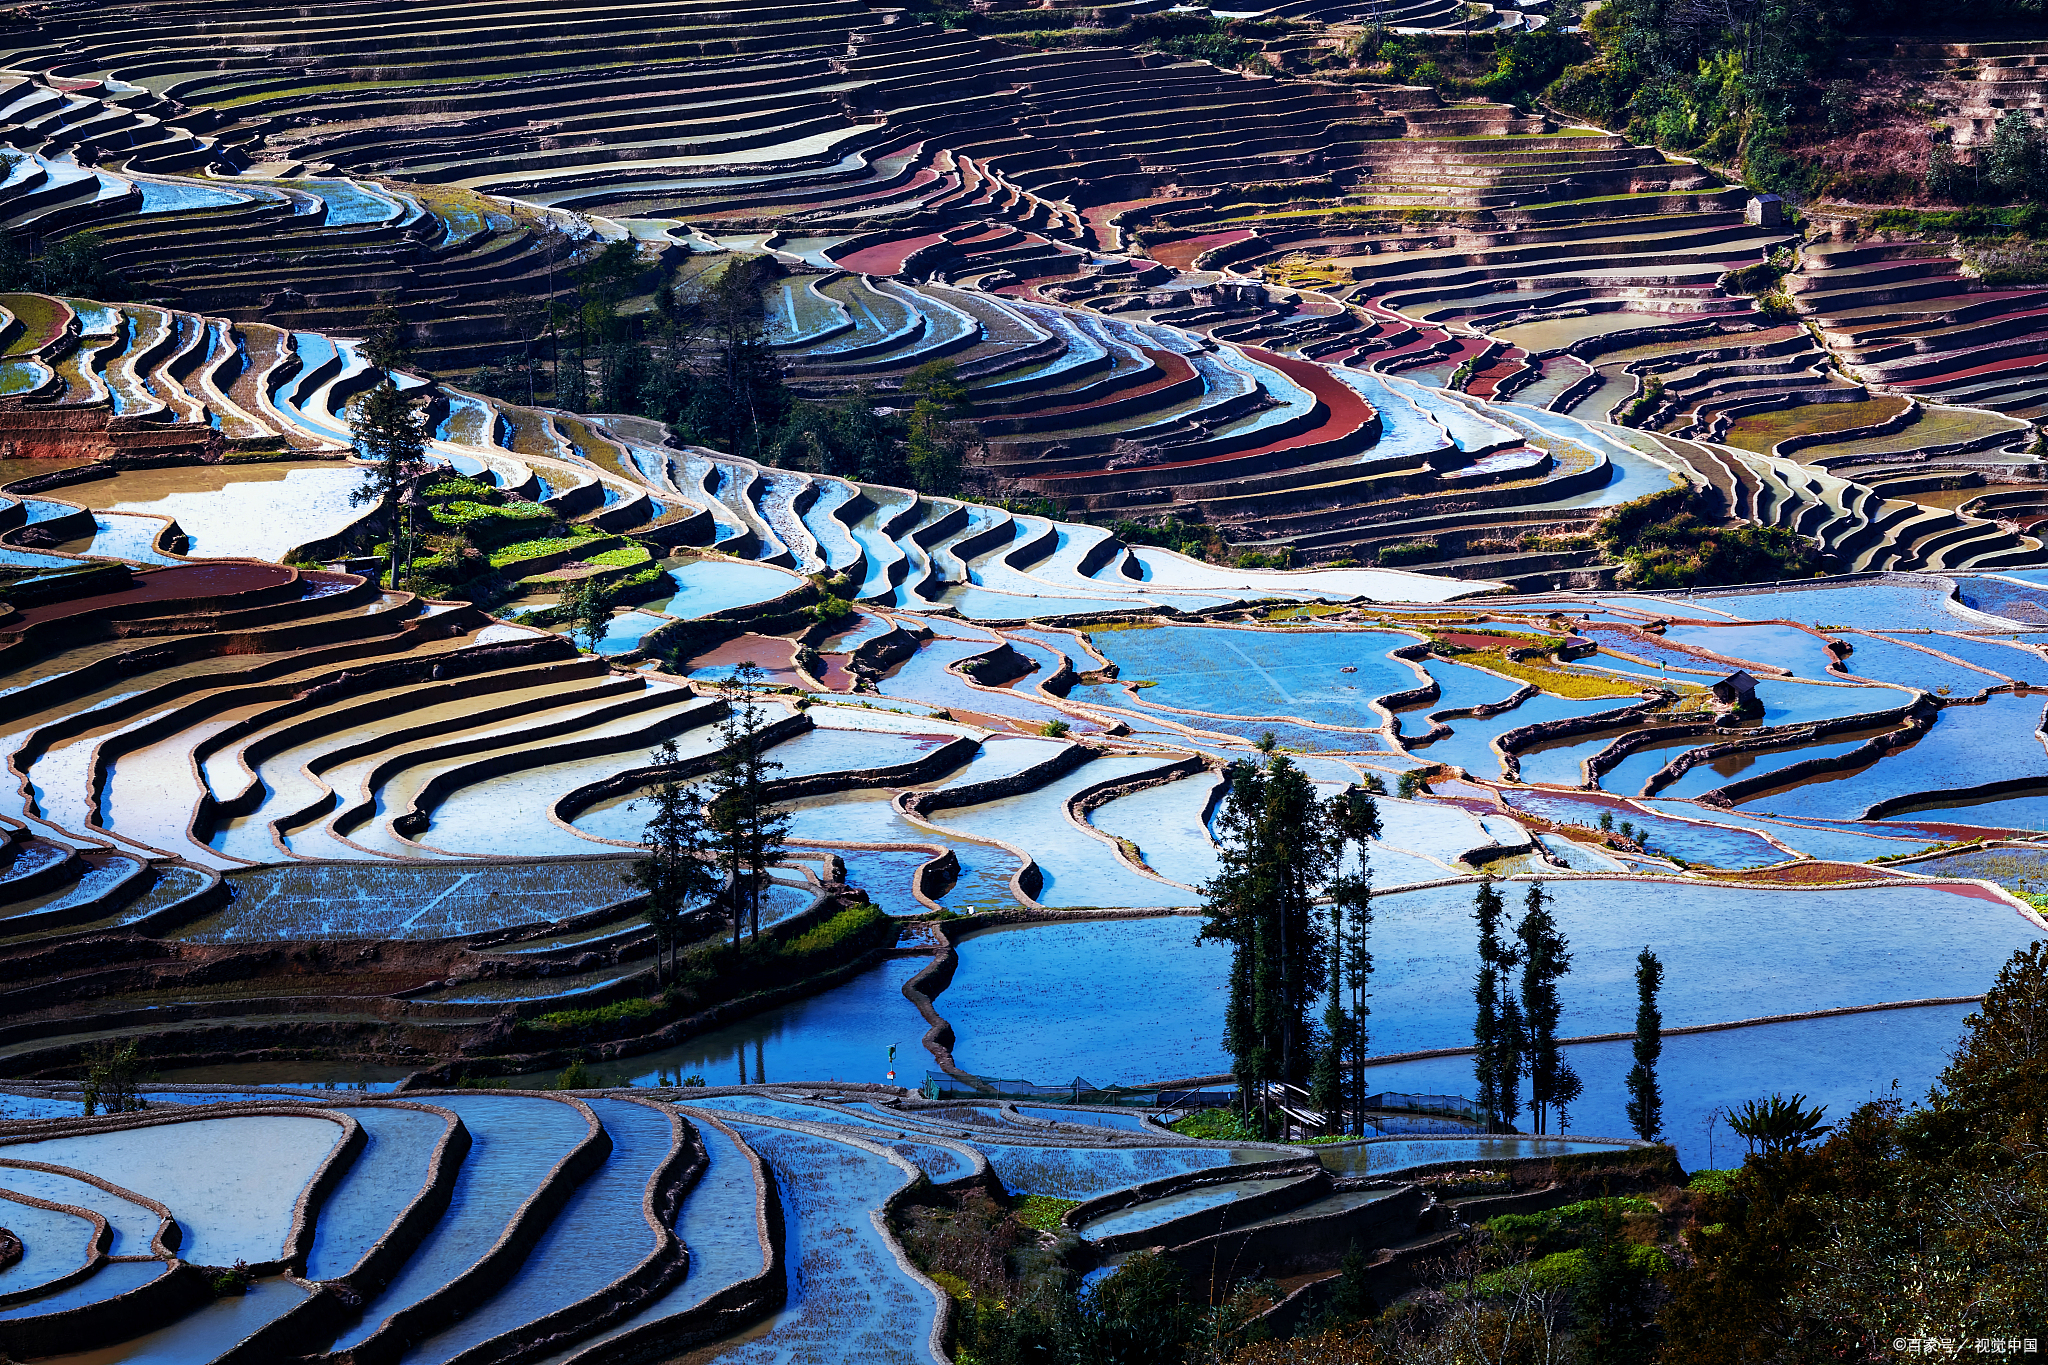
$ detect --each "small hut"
[1711,669,1759,705]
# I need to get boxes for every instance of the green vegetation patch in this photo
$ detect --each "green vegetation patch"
[780,902,885,958]
[522,996,659,1034]
[1487,1195,1660,1257]
[1722,397,1912,455]
[430,499,555,548]
[1168,1107,1256,1141]
[1470,1242,1671,1300]
[1596,487,1820,590]
[489,531,603,569]
[423,475,502,503]
[1010,1194,1082,1233]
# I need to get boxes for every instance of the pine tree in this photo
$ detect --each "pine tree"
[1472,880,1514,1131]
[1341,892,1373,1135]
[1323,1240,1378,1325]
[563,577,616,653]
[902,359,972,495]
[1498,986,1526,1131]
[1516,882,1580,1135]
[1199,753,1335,1131]
[1626,946,1665,1141]
[1988,108,2045,199]
[347,379,428,586]
[1333,786,1378,1135]
[1310,899,1350,1134]
[1312,786,1378,1135]
[631,738,716,984]
[362,299,413,371]
[704,661,791,943]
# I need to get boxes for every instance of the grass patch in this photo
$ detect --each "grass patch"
[1,293,68,354]
[521,996,659,1034]
[488,530,604,569]
[1722,397,1910,455]
[1454,648,1647,699]
[1468,1244,1670,1299]
[1168,1107,1256,1141]
[1688,1168,1741,1197]
[1487,1195,1659,1255]
[780,903,884,958]
[1011,1194,1082,1232]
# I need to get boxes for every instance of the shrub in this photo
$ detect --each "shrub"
[554,1058,597,1090]
[1487,1195,1658,1256]
[1377,540,1438,566]
[1724,259,1785,295]
[81,1039,146,1116]
[1622,375,1665,426]
[1012,1194,1083,1232]
[801,593,854,626]
[1595,487,1819,588]
[1687,1168,1741,1196]
[780,902,886,959]
[1753,290,1797,321]
[522,996,659,1034]
[1040,718,1070,738]
[1169,1107,1255,1141]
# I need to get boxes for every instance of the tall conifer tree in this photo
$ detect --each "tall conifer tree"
[347,379,428,585]
[1313,785,1378,1134]
[1516,882,1581,1135]
[704,662,791,943]
[630,738,716,985]
[1473,881,1517,1131]
[1199,752,1334,1129]
[1626,946,1665,1141]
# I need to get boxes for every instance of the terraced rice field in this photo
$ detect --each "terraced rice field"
[3,2,2048,1353]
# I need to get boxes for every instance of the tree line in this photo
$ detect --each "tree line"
[629,660,795,976]
[468,247,978,497]
[1201,749,1669,1144]
[1551,0,2048,203]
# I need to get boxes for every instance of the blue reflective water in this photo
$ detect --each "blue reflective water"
[305,1106,451,1280]
[326,1094,590,1351]
[1752,692,2048,821]
[1838,634,2003,696]
[714,1121,945,1365]
[1699,583,1972,632]
[1345,1003,1976,1169]
[1088,625,1417,729]
[405,1098,675,1365]
[1314,1136,1627,1176]
[935,880,2038,1084]
[135,178,248,214]
[518,956,929,1089]
[24,1276,304,1362]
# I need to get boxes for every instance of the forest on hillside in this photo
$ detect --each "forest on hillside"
[1552,0,2048,203]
